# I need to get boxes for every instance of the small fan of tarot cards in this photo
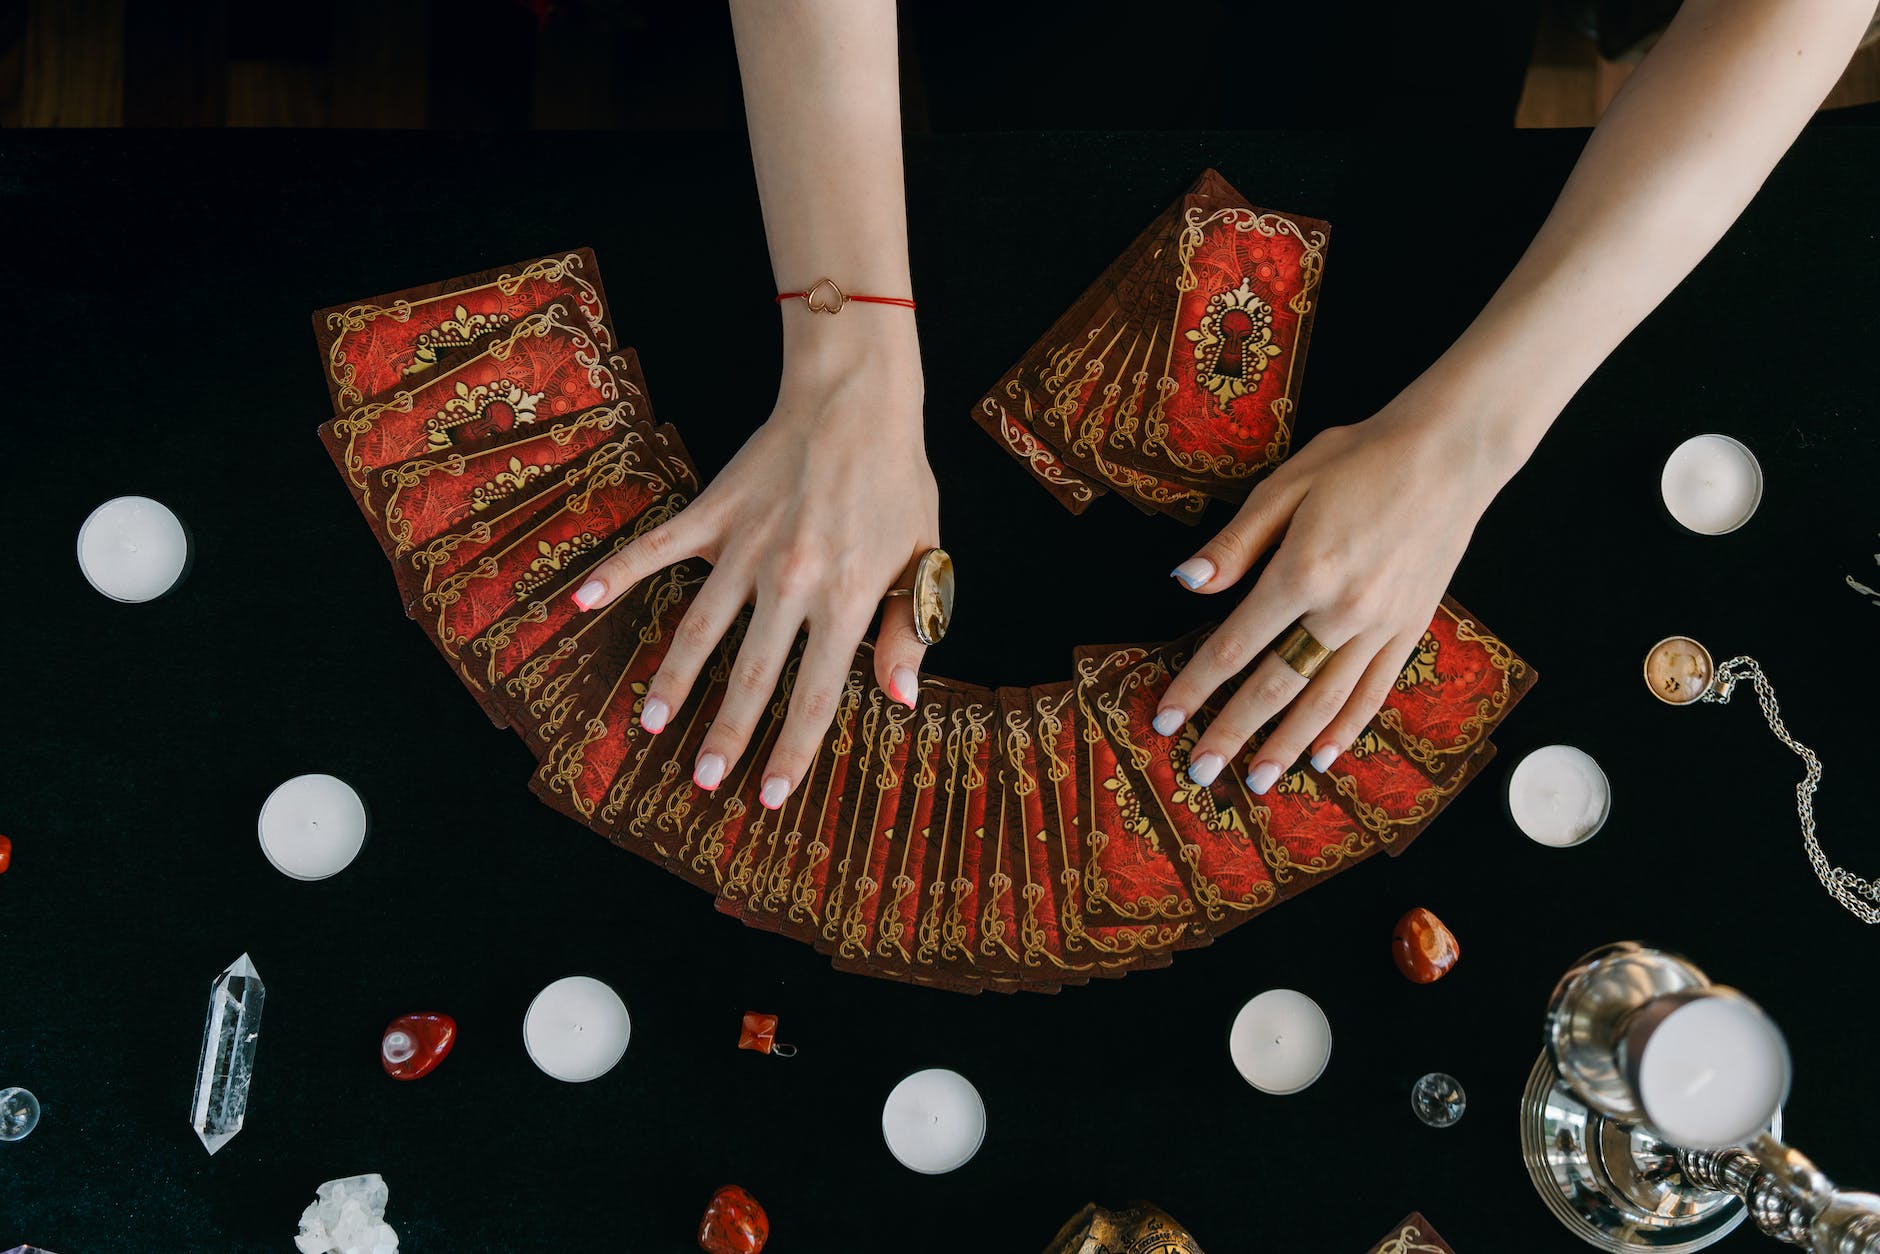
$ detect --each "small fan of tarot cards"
[974,167,1328,521]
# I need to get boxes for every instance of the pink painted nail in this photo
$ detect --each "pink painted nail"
[1246,761,1282,795]
[1152,708,1185,737]
[890,666,918,708]
[1310,744,1340,773]
[693,752,726,790]
[759,776,790,810]
[572,578,606,610]
[640,696,669,734]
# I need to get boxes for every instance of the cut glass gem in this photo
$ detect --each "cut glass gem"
[1411,1071,1466,1128]
[0,1087,40,1141]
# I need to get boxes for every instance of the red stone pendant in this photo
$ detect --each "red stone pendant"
[1391,908,1460,984]
[698,1184,769,1254]
[737,1012,777,1054]
[381,1012,456,1080]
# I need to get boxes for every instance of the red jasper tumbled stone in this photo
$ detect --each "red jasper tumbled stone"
[0,834,11,874]
[380,1012,456,1080]
[698,1184,769,1254]
[1392,907,1460,984]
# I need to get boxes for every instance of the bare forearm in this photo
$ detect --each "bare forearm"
[728,0,920,393]
[1425,0,1873,478]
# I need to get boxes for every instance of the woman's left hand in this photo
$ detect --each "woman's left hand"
[1152,383,1513,791]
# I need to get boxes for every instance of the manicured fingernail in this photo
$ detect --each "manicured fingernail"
[1169,557,1215,590]
[1152,707,1185,737]
[693,752,726,790]
[640,696,669,734]
[572,578,607,610]
[759,776,791,810]
[1246,761,1282,795]
[1187,751,1225,786]
[890,665,919,708]
[1310,744,1341,773]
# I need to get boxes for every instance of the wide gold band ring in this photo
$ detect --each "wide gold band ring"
[884,548,956,645]
[1274,622,1334,679]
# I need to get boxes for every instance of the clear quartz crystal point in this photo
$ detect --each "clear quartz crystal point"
[1411,1071,1467,1128]
[190,952,265,1155]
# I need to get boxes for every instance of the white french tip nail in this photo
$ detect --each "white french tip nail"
[1187,752,1225,786]
[572,578,607,609]
[693,752,726,790]
[1246,761,1282,795]
[640,696,670,734]
[890,666,919,708]
[1310,745,1340,773]
[759,776,790,810]
[1169,558,1216,591]
[1151,708,1185,737]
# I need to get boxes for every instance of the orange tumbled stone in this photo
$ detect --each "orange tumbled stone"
[738,1012,777,1054]
[1391,907,1459,984]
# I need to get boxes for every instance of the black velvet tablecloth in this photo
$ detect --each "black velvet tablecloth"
[2,126,1876,1253]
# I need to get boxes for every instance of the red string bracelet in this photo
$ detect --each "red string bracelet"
[775,277,916,314]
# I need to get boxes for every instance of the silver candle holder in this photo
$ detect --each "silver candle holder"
[1521,942,1880,1252]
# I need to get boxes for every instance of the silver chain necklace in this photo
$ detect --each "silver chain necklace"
[1647,637,1879,925]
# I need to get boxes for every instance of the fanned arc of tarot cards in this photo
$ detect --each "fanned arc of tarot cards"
[312,229,1534,995]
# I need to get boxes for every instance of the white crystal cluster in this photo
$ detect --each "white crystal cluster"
[295,1174,399,1254]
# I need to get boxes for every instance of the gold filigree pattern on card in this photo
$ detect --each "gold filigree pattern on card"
[1379,608,1530,774]
[1130,206,1327,483]
[325,253,607,408]
[511,531,601,601]
[424,377,548,452]
[922,705,976,964]
[876,700,945,960]
[1186,277,1279,403]
[1373,1222,1448,1254]
[406,303,514,377]
[787,671,865,924]
[815,683,883,944]
[982,392,1099,505]
[838,703,909,955]
[939,702,993,964]
[333,303,613,509]
[1394,631,1442,692]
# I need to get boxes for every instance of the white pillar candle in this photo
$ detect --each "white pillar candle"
[257,774,368,880]
[1634,995,1789,1148]
[1661,434,1763,535]
[881,1068,985,1174]
[1228,989,1332,1095]
[523,976,630,1082]
[1507,745,1611,848]
[77,496,189,603]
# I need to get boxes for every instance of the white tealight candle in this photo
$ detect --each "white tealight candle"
[257,773,368,880]
[1228,989,1332,1095]
[1633,994,1789,1148]
[77,496,189,603]
[1507,745,1611,848]
[524,976,631,1082]
[881,1068,986,1174]
[1661,434,1763,535]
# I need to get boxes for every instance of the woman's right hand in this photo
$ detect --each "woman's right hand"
[573,313,937,812]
